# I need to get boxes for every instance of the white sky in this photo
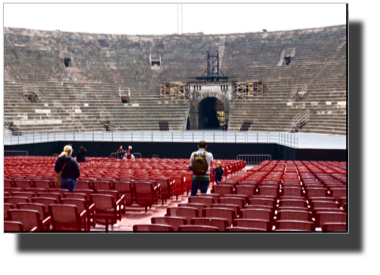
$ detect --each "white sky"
[4,3,346,35]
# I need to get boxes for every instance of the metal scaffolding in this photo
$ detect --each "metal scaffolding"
[160,82,190,101]
[232,81,264,99]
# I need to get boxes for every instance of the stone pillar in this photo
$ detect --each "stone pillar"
[189,111,199,130]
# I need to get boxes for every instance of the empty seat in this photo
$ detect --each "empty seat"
[4,221,25,232]
[188,196,213,207]
[93,181,113,192]
[275,220,315,231]
[178,203,206,216]
[49,205,87,231]
[155,178,173,205]
[17,202,48,219]
[322,222,347,231]
[239,208,272,222]
[37,192,61,202]
[32,197,58,216]
[191,217,229,231]
[171,176,185,199]
[13,180,33,190]
[210,204,240,217]
[329,188,346,199]
[226,227,266,232]
[276,210,312,222]
[5,196,30,205]
[233,219,269,231]
[4,179,13,188]
[280,187,302,197]
[236,185,256,197]
[90,194,121,232]
[166,207,199,223]
[135,182,159,212]
[218,197,246,208]
[306,188,327,198]
[317,211,347,227]
[202,208,235,226]
[33,180,52,189]
[24,188,46,196]
[151,217,187,231]
[248,197,276,208]
[8,209,51,232]
[12,192,34,201]
[133,224,174,232]
[178,225,220,232]
[61,198,95,231]
[4,203,14,220]
[279,199,308,208]
[212,185,234,196]
[258,186,279,197]
[114,181,134,205]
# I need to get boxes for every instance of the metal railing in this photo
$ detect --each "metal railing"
[237,154,272,165]
[110,152,142,159]
[3,131,299,148]
[4,150,29,157]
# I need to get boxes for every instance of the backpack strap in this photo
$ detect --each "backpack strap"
[202,151,207,158]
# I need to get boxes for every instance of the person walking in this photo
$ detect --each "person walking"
[76,146,87,163]
[212,161,224,184]
[124,146,135,159]
[54,145,80,192]
[116,146,125,159]
[189,140,213,196]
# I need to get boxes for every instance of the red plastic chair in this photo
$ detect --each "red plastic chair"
[13,180,33,190]
[17,202,49,220]
[240,208,272,222]
[97,190,125,216]
[33,180,52,189]
[178,225,220,232]
[275,220,315,231]
[166,207,199,223]
[90,194,121,232]
[61,198,95,231]
[227,227,266,232]
[37,192,61,203]
[4,221,25,232]
[178,203,207,217]
[12,192,35,201]
[317,211,346,228]
[93,181,113,192]
[5,179,13,188]
[322,222,347,231]
[236,185,256,197]
[202,208,235,226]
[4,203,14,220]
[248,197,276,208]
[135,182,159,212]
[191,217,229,231]
[32,197,59,218]
[114,181,134,205]
[133,224,174,232]
[212,185,234,196]
[155,178,173,205]
[233,219,269,231]
[24,188,46,196]
[171,175,185,200]
[188,196,214,207]
[151,217,187,231]
[49,205,87,231]
[8,209,51,232]
[5,196,30,205]
[218,197,246,208]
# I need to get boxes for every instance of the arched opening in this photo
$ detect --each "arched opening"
[198,97,224,130]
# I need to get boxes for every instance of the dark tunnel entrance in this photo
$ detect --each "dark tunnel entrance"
[198,97,225,130]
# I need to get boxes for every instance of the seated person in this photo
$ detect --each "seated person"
[76,146,87,163]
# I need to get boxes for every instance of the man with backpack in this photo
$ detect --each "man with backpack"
[189,140,214,196]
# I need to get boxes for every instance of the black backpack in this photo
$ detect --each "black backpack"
[192,151,208,175]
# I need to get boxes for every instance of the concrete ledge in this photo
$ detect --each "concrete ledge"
[35,109,51,114]
[17,119,62,125]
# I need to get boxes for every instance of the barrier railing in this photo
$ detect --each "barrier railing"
[4,150,29,157]
[3,131,299,148]
[237,154,272,165]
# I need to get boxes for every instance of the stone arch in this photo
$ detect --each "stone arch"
[188,91,230,130]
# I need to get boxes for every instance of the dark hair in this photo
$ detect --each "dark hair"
[79,146,87,154]
[198,140,207,148]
